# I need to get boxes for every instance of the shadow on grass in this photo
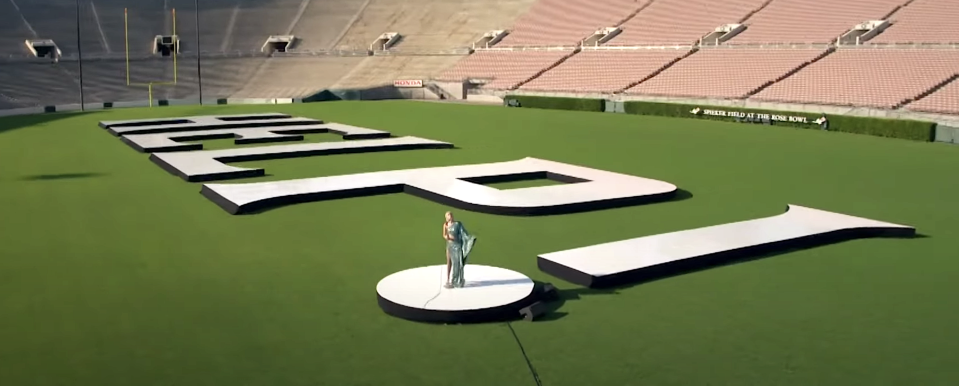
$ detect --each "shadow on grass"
[532,232,930,322]
[531,284,619,322]
[0,111,90,136]
[668,188,693,202]
[20,172,107,181]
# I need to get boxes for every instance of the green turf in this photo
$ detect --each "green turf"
[476,178,564,190]
[0,101,957,386]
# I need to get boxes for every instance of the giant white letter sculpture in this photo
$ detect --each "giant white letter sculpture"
[96,115,918,323]
[200,157,679,215]
[538,205,916,288]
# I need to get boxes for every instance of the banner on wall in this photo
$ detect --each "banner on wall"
[689,107,811,123]
[689,107,828,129]
[393,80,424,88]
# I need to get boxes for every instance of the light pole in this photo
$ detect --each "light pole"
[195,0,203,104]
[75,0,85,110]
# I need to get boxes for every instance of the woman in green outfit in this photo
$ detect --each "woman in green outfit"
[443,211,477,289]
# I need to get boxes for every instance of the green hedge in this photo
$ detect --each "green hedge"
[623,101,935,142]
[827,115,936,141]
[503,95,936,142]
[504,95,604,112]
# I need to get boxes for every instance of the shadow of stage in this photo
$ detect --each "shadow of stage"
[530,284,619,322]
[531,232,929,322]
[666,188,693,202]
[19,172,107,181]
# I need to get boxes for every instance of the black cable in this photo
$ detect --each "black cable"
[423,265,444,308]
[506,321,543,386]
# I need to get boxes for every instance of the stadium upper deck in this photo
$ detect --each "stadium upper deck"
[0,0,956,115]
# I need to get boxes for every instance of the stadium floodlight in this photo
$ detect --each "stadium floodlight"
[125,7,178,107]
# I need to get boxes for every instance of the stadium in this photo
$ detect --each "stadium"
[1,0,957,385]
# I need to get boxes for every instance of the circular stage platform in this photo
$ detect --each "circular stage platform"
[376,264,537,323]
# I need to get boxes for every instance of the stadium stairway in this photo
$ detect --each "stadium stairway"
[869,0,959,44]
[334,0,537,51]
[737,0,775,23]
[228,0,304,51]
[0,0,31,55]
[612,0,765,46]
[903,75,959,115]
[289,0,368,51]
[750,49,959,109]
[730,0,907,44]
[436,50,572,89]
[615,0,656,25]
[519,49,689,93]
[895,73,959,109]
[616,48,698,93]
[745,47,836,98]
[624,48,829,99]
[512,48,582,90]
[496,0,644,46]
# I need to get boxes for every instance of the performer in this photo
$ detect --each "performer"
[443,211,477,289]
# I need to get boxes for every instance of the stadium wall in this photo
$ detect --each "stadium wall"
[0,85,441,118]
[936,125,959,143]
[503,93,956,143]
[0,97,299,117]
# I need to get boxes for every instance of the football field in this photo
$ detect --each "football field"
[1,101,957,386]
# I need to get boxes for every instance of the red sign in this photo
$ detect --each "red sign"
[393,79,423,88]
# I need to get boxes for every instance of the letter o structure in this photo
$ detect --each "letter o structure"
[376,265,538,324]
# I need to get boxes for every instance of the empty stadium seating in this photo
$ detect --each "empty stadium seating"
[228,0,303,51]
[625,48,828,99]
[0,56,323,106]
[611,0,764,46]
[3,0,109,56]
[731,0,905,44]
[94,1,166,55]
[78,57,271,101]
[69,58,182,102]
[0,62,82,106]
[905,79,959,115]
[334,0,536,51]
[869,0,959,44]
[751,49,959,108]
[496,0,644,46]
[333,55,465,88]
[1,0,959,117]
[14,57,270,104]
[520,49,687,93]
[0,0,372,57]
[0,0,31,56]
[232,57,365,98]
[437,50,570,89]
[290,0,367,51]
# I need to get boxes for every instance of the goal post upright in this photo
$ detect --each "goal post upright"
[172,8,177,83]
[124,7,179,107]
[124,7,129,85]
